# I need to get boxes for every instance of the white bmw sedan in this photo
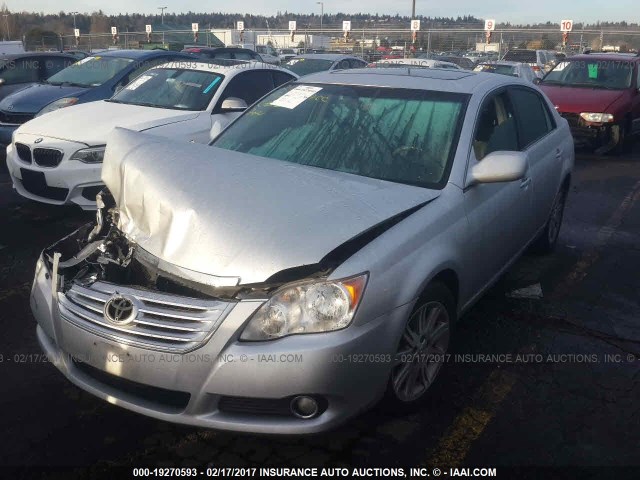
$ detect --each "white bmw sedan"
[6,60,297,209]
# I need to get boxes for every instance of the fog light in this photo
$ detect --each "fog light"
[290,395,319,419]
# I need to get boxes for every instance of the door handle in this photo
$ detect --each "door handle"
[555,148,563,160]
[520,177,532,189]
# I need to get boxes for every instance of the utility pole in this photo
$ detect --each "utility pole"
[2,14,9,41]
[317,2,323,34]
[158,6,167,25]
[70,11,78,30]
[411,0,416,19]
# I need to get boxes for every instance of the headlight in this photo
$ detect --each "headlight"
[70,146,106,163]
[36,97,80,117]
[580,112,614,123]
[240,274,368,341]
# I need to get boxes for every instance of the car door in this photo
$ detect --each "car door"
[632,63,640,135]
[210,70,276,139]
[0,57,41,101]
[463,89,534,293]
[508,86,563,231]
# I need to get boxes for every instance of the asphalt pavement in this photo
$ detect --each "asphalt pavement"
[0,146,639,474]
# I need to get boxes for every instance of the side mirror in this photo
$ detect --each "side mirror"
[533,77,542,85]
[470,151,527,184]
[220,97,248,113]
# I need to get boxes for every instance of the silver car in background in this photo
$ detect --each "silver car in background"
[31,68,573,434]
[473,61,537,82]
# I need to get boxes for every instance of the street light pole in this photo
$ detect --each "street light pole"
[316,2,323,34]
[411,0,416,18]
[158,6,167,25]
[70,11,78,30]
[2,14,9,41]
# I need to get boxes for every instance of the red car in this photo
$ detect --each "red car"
[538,53,640,154]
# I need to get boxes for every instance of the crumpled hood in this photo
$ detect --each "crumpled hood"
[540,85,625,114]
[18,101,200,145]
[0,83,89,114]
[102,128,439,285]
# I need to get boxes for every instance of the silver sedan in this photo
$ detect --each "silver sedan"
[31,68,573,434]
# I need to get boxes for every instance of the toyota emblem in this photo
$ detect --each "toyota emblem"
[7,105,13,111]
[34,138,43,144]
[103,294,137,326]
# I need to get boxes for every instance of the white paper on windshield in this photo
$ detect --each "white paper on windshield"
[270,85,322,109]
[126,75,152,91]
[76,56,96,65]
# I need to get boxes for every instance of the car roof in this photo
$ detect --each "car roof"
[153,60,298,77]
[0,52,76,61]
[300,68,522,94]
[184,47,254,53]
[478,61,521,66]
[294,54,357,61]
[92,49,190,60]
[370,58,459,68]
[568,53,640,62]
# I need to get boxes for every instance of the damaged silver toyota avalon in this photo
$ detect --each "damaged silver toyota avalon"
[31,68,573,433]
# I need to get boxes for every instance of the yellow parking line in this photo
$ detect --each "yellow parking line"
[427,370,517,467]
[0,282,31,302]
[428,178,640,466]
[553,179,640,298]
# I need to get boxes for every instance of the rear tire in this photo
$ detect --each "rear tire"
[382,282,456,410]
[531,186,568,254]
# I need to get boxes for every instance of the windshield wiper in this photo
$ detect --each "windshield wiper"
[46,80,89,88]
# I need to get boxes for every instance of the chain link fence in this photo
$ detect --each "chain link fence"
[26,26,640,60]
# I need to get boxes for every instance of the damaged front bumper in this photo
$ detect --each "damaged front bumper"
[30,200,406,433]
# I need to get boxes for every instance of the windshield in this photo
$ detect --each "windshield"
[283,58,335,76]
[542,59,634,90]
[503,50,536,63]
[474,64,517,76]
[46,56,134,87]
[213,83,468,189]
[110,68,223,110]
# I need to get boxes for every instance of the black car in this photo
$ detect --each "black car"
[182,47,262,62]
[0,52,77,101]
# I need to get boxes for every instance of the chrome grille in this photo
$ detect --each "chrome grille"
[58,281,235,353]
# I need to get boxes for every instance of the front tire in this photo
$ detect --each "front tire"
[384,282,455,408]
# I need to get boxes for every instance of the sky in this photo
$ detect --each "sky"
[6,0,637,25]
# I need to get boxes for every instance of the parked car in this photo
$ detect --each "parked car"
[7,61,296,209]
[368,58,462,69]
[278,48,298,62]
[419,54,476,70]
[0,50,193,150]
[473,61,537,82]
[282,54,368,76]
[538,53,640,154]
[0,52,76,102]
[184,47,261,62]
[32,68,573,433]
[501,49,560,77]
[254,45,281,65]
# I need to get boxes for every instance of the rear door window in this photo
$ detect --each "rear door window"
[0,58,40,84]
[218,70,275,107]
[43,56,74,79]
[509,87,555,149]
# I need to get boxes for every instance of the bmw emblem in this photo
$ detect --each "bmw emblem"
[34,138,43,144]
[103,294,138,326]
